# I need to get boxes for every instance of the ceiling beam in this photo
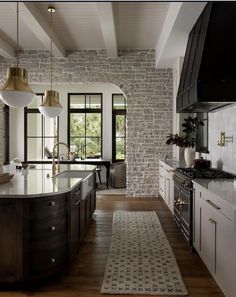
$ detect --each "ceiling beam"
[17,2,65,57]
[0,36,15,59]
[156,2,207,68]
[155,2,183,67]
[96,2,117,58]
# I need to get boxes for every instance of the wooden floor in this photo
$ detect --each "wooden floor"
[0,195,224,297]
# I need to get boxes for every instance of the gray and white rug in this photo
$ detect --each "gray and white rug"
[101,211,188,295]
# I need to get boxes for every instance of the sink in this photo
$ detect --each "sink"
[53,170,93,179]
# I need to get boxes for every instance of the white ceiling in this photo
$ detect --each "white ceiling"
[0,1,206,67]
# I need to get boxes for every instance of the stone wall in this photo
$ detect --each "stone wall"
[0,49,173,197]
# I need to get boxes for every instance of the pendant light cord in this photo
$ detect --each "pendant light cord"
[50,8,53,91]
[16,2,19,67]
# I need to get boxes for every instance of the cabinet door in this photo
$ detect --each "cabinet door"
[215,211,236,297]
[165,176,170,206]
[70,193,80,257]
[193,188,201,251]
[159,168,165,198]
[0,202,20,282]
[80,199,86,239]
[85,194,91,225]
[198,197,216,273]
[169,178,174,214]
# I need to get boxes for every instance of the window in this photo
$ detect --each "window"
[68,93,102,158]
[196,112,209,153]
[112,94,126,162]
[24,94,59,161]
[3,105,9,165]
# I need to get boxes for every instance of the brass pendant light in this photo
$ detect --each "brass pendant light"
[0,2,35,108]
[39,7,62,118]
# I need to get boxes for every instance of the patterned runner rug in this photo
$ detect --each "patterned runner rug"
[101,211,188,295]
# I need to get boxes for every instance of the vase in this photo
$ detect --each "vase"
[184,147,195,167]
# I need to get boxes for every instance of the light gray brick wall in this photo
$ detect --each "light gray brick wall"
[0,50,173,197]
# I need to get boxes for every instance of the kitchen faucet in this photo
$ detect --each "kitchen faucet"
[52,142,70,175]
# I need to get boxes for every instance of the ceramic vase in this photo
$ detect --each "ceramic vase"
[184,147,195,167]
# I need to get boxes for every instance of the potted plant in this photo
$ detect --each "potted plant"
[166,116,204,166]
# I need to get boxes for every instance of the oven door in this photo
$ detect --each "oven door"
[174,182,192,245]
[180,188,192,243]
[174,184,181,227]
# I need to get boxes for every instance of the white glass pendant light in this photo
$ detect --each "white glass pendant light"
[39,7,62,118]
[0,2,35,108]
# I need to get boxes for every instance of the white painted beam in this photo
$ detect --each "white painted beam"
[18,2,65,57]
[96,2,117,57]
[156,2,207,68]
[155,2,182,67]
[0,36,15,59]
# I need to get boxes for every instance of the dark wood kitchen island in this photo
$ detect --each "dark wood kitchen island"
[0,164,96,284]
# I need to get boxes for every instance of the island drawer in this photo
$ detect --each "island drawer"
[28,237,67,275]
[29,215,67,240]
[28,195,67,220]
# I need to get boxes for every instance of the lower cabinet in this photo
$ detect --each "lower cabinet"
[0,171,96,283]
[159,160,174,213]
[193,185,236,297]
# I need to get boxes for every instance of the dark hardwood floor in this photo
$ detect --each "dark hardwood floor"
[0,195,224,297]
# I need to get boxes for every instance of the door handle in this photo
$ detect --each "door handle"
[206,199,221,210]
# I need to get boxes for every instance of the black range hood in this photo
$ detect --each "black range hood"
[177,2,236,113]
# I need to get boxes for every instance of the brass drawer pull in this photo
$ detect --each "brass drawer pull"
[51,257,56,263]
[206,199,221,210]
[50,226,56,231]
[48,201,56,206]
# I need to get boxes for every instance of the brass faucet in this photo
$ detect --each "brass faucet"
[52,142,70,175]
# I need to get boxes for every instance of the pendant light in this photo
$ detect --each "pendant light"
[39,7,62,118]
[0,2,35,108]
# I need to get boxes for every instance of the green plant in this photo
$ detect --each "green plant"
[166,116,204,148]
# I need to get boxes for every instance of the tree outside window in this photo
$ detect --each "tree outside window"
[68,93,102,158]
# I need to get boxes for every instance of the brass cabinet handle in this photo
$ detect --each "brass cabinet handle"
[209,217,216,224]
[48,201,56,206]
[206,199,221,210]
[74,200,80,206]
[73,190,80,198]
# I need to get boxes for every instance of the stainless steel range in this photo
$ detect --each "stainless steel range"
[173,168,235,248]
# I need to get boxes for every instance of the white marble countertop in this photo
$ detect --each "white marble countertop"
[193,178,236,208]
[0,164,95,198]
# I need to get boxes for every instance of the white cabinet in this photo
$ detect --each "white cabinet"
[159,160,174,213]
[193,184,236,297]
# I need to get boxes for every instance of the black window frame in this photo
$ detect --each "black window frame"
[24,93,59,161]
[112,93,127,163]
[68,93,103,158]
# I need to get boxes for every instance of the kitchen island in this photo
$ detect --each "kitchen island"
[0,164,96,284]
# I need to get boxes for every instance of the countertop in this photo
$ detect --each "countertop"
[160,159,186,170]
[0,164,96,198]
[193,179,236,208]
